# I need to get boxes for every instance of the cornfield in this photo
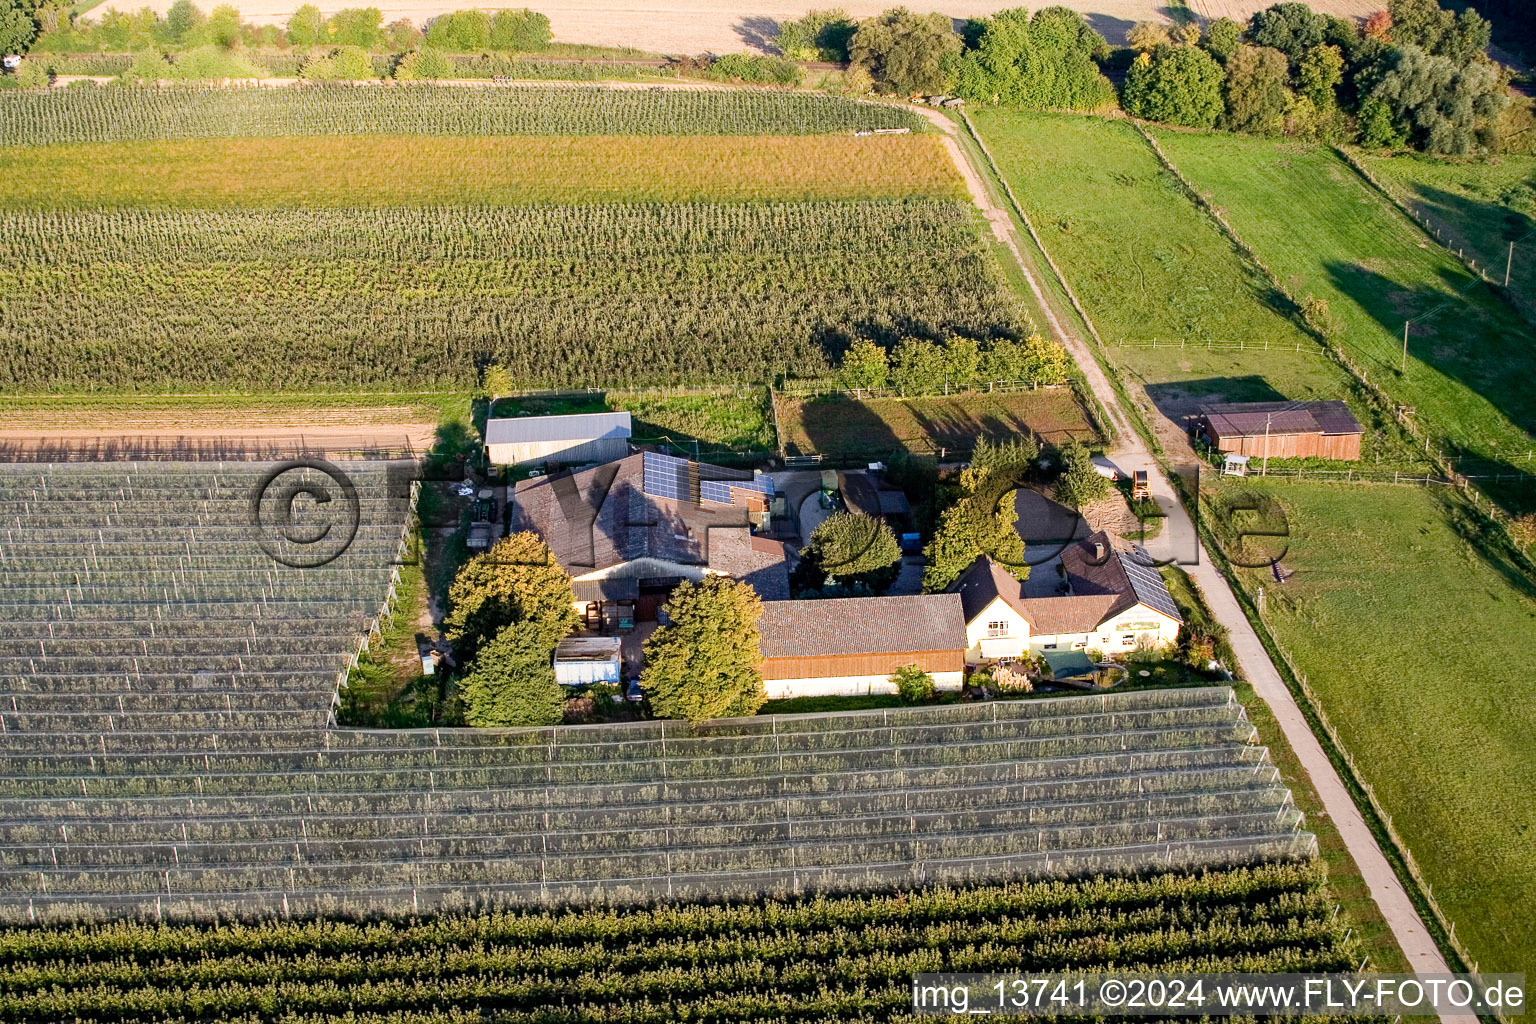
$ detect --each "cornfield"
[0,201,1021,389]
[0,84,924,146]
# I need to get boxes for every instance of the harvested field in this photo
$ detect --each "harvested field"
[775,388,1096,459]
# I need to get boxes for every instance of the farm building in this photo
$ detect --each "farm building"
[949,531,1182,664]
[1195,401,1362,461]
[484,411,632,467]
[757,594,965,698]
[511,451,789,620]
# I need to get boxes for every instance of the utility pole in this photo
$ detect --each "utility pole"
[1508,241,1515,288]
[1401,320,1410,375]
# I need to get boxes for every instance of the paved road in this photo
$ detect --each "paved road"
[920,106,1463,1002]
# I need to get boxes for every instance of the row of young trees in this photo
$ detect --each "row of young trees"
[1,0,549,57]
[837,333,1073,393]
[777,0,1514,155]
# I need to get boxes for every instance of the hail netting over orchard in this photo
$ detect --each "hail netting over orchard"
[0,462,414,736]
[0,86,925,147]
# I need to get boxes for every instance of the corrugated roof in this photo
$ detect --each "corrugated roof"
[1197,401,1361,438]
[485,412,632,446]
[759,594,965,659]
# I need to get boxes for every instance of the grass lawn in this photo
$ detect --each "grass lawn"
[491,387,774,453]
[1213,481,1536,972]
[1153,131,1536,476]
[1357,151,1536,327]
[774,389,1096,459]
[0,135,962,208]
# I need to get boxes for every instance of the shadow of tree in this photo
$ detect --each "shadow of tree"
[733,15,780,54]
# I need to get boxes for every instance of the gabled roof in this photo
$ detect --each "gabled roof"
[758,594,965,659]
[950,536,1181,637]
[949,555,1029,623]
[485,411,632,446]
[511,455,788,600]
[1197,401,1361,438]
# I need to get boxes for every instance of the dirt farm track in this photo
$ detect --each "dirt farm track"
[137,0,1379,55]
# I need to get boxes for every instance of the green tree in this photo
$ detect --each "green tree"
[384,17,420,49]
[327,6,382,47]
[489,8,549,50]
[330,42,373,77]
[1053,440,1110,509]
[891,663,935,702]
[1388,0,1488,60]
[285,3,323,46]
[1125,20,1170,51]
[977,332,1069,383]
[839,337,888,390]
[1296,42,1343,109]
[923,465,1027,591]
[206,3,241,48]
[1247,2,1325,64]
[775,7,854,61]
[954,6,1112,110]
[1222,44,1292,135]
[1200,16,1242,62]
[0,0,41,55]
[849,7,960,96]
[393,44,450,79]
[165,0,205,43]
[800,512,901,593]
[943,334,981,386]
[1369,44,1505,154]
[1357,93,1408,147]
[460,620,567,727]
[481,361,514,398]
[1122,44,1224,129]
[426,9,489,49]
[641,576,765,722]
[444,531,577,661]
[890,336,948,394]
[970,433,1039,477]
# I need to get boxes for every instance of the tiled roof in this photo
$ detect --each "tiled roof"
[758,594,965,659]
[951,536,1181,637]
[512,456,789,600]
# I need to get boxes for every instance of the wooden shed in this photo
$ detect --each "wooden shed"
[1196,401,1363,461]
[757,594,965,698]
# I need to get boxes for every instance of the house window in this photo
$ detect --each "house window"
[1042,643,1057,651]
[1072,640,1087,650]
[987,620,1010,638]
[1121,634,1135,645]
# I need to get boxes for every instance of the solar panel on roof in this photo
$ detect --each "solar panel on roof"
[1115,549,1181,621]
[644,452,773,506]
[641,451,694,502]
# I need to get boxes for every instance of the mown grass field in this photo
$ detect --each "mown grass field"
[1358,151,1536,326]
[775,388,1096,459]
[1213,481,1536,973]
[1153,131,1536,474]
[967,111,1405,460]
[0,135,962,208]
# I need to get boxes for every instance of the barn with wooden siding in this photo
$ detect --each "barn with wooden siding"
[1196,401,1363,461]
[757,594,965,699]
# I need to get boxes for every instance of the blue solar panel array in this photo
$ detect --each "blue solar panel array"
[641,451,695,503]
[1116,549,1182,621]
[642,451,773,507]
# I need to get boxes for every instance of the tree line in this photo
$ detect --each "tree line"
[778,0,1518,155]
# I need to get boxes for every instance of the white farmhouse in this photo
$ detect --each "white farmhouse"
[949,531,1182,663]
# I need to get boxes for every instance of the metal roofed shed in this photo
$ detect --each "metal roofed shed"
[553,636,622,686]
[485,412,632,467]
[1196,401,1363,462]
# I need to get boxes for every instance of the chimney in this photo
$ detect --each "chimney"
[1092,540,1106,561]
